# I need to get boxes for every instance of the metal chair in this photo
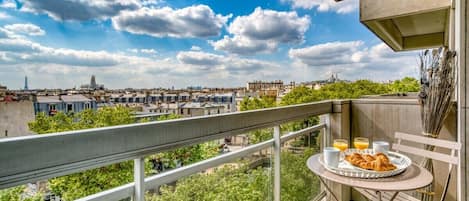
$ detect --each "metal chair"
[354,132,461,201]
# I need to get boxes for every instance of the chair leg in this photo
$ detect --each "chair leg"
[440,173,451,201]
[311,191,327,201]
[389,192,399,201]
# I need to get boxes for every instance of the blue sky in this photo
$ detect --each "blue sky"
[0,0,418,89]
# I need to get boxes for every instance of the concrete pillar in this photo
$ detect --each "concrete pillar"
[455,0,467,200]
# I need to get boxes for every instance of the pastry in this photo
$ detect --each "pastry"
[345,152,396,171]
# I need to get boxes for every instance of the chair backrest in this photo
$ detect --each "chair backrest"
[392,132,461,165]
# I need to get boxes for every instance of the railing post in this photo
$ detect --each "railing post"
[273,125,281,201]
[323,114,331,147]
[133,158,145,201]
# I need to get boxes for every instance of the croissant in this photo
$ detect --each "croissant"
[345,153,396,171]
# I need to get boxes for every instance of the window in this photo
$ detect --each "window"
[84,103,91,109]
[48,104,57,115]
[180,108,184,114]
[67,104,73,112]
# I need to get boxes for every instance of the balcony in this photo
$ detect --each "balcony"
[0,98,457,201]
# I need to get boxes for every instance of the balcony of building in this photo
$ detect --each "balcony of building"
[0,97,458,201]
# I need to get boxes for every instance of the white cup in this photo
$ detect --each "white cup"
[373,141,390,154]
[323,147,340,168]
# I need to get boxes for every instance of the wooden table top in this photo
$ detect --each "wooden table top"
[306,154,433,191]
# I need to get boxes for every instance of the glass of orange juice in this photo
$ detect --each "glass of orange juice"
[354,137,369,151]
[333,139,348,160]
[333,139,348,152]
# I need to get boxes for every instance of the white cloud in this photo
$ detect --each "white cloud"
[140,48,157,54]
[0,29,154,67]
[127,48,139,53]
[210,35,277,55]
[177,51,224,66]
[211,7,310,55]
[141,0,164,7]
[0,38,126,66]
[283,0,358,14]
[4,23,46,36]
[0,12,10,19]
[176,50,280,75]
[112,5,231,38]
[190,46,202,51]
[0,0,16,9]
[20,0,141,21]
[0,28,12,39]
[0,38,44,53]
[288,41,418,81]
[126,48,157,54]
[289,41,364,66]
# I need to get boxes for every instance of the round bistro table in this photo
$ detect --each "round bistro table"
[306,154,433,201]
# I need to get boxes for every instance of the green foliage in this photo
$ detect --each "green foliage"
[0,186,24,201]
[281,78,420,106]
[152,143,219,169]
[240,97,277,144]
[48,162,138,201]
[240,96,276,111]
[157,113,182,121]
[389,77,420,93]
[149,164,270,201]
[280,148,319,201]
[0,185,42,201]
[248,129,274,144]
[28,106,135,134]
[149,148,319,201]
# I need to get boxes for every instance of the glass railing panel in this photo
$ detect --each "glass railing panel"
[279,123,321,201]
[145,147,273,201]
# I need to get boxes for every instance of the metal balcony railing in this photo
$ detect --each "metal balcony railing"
[0,100,333,201]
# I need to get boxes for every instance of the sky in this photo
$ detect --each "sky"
[0,0,419,89]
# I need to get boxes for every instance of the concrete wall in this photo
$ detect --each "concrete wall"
[350,99,457,201]
[0,101,35,139]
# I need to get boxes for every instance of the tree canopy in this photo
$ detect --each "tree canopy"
[281,77,419,105]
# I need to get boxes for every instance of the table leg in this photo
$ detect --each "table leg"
[389,192,399,201]
[376,191,381,201]
[318,176,340,201]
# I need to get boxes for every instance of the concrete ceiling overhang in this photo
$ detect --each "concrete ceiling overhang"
[360,0,451,51]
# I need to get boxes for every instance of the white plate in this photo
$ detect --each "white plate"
[318,149,412,178]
